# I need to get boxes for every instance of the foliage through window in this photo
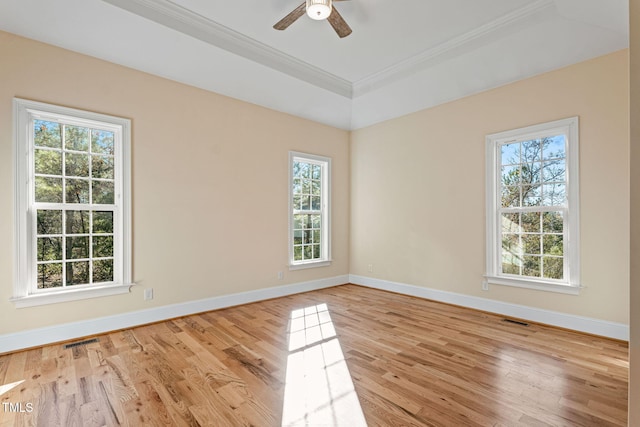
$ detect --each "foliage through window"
[486,118,580,292]
[289,152,331,268]
[13,99,132,306]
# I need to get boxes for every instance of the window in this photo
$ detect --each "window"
[13,99,132,307]
[485,117,579,294]
[289,152,331,269]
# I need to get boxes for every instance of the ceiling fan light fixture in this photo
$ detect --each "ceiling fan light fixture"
[306,0,332,20]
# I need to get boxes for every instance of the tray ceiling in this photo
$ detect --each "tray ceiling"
[0,0,629,129]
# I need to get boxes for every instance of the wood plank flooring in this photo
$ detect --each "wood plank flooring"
[0,284,629,426]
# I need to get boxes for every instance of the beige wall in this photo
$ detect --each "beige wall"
[0,31,350,334]
[629,0,639,423]
[351,50,630,324]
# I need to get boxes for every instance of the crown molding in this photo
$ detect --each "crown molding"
[102,0,557,102]
[101,0,353,98]
[351,0,557,97]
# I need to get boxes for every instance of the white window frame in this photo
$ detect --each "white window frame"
[12,98,133,308]
[485,117,580,294]
[288,152,331,270]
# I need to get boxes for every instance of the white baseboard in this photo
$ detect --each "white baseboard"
[0,275,348,354]
[349,274,629,341]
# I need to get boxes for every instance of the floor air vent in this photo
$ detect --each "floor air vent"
[503,318,529,327]
[63,338,99,349]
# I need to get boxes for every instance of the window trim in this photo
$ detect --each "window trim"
[485,117,580,294]
[288,151,332,269]
[12,98,133,308]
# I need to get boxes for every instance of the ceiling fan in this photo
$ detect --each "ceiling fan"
[274,0,352,38]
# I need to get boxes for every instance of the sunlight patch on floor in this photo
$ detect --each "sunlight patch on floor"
[282,303,367,427]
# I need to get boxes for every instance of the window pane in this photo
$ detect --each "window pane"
[522,234,541,255]
[312,180,321,196]
[65,178,89,203]
[543,234,563,256]
[292,178,302,195]
[311,196,321,210]
[502,234,521,256]
[91,130,114,155]
[311,215,321,229]
[542,159,565,183]
[292,195,302,210]
[312,244,321,259]
[521,212,541,233]
[312,229,320,244]
[37,210,62,235]
[501,251,521,275]
[93,235,113,258]
[65,125,89,151]
[66,236,89,259]
[303,230,311,244]
[312,164,321,179]
[294,162,311,179]
[35,176,63,203]
[37,237,62,261]
[521,162,541,185]
[501,142,520,165]
[37,263,62,289]
[303,245,312,260]
[543,257,563,280]
[65,153,89,177]
[34,120,62,149]
[92,211,113,233]
[501,213,520,233]
[293,245,302,261]
[542,183,566,206]
[66,261,89,285]
[302,179,311,195]
[293,230,303,245]
[91,155,114,179]
[522,184,541,206]
[501,185,520,208]
[501,165,520,185]
[523,255,541,277]
[92,180,115,204]
[301,195,310,210]
[293,214,306,229]
[34,149,62,175]
[300,163,311,178]
[542,211,563,233]
[66,210,90,234]
[543,136,565,160]
[93,259,114,283]
[521,139,542,162]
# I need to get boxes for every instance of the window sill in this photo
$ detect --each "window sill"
[10,283,134,308]
[288,260,332,271]
[485,275,581,295]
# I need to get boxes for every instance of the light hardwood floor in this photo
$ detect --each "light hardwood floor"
[0,285,629,426]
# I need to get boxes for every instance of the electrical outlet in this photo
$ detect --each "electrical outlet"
[144,288,154,300]
[481,279,489,291]
[367,264,373,273]
[277,271,284,280]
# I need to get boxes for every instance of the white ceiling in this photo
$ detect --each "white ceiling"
[0,0,629,129]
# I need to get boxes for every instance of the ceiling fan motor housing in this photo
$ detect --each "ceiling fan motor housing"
[306,0,332,20]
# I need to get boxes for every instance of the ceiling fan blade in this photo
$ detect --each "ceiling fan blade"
[273,2,306,30]
[327,6,352,38]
